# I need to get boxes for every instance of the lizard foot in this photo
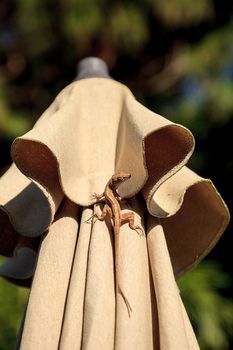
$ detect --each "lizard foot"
[85,214,98,224]
[133,226,145,237]
[121,212,145,237]
[92,192,105,202]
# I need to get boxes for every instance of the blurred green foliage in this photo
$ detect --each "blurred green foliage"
[0,258,29,350]
[0,0,233,349]
[179,261,233,349]
[153,0,214,27]
[0,85,30,138]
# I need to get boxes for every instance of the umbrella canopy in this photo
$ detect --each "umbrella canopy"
[0,58,230,349]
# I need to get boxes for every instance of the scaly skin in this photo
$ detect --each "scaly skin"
[93,172,143,316]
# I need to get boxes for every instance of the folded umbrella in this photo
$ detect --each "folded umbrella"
[0,57,230,349]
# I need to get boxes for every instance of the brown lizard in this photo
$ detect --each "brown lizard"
[92,172,144,316]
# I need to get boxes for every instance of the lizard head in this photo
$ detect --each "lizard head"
[111,172,131,188]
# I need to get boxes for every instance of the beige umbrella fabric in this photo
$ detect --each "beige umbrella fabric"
[0,75,230,349]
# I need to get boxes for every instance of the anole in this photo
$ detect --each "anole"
[92,172,144,316]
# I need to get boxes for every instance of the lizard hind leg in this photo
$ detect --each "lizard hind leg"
[121,212,144,236]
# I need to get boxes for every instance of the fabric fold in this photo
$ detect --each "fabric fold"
[147,215,200,349]
[18,196,201,350]
[0,247,37,287]
[0,77,230,280]
[0,164,55,240]
[11,78,194,206]
[143,166,230,276]
[20,199,79,350]
[20,196,159,350]
[161,179,230,277]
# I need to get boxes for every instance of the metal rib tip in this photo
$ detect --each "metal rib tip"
[75,57,111,80]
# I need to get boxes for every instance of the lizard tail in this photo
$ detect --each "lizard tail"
[118,285,132,317]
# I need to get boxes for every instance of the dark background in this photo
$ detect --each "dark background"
[0,1,233,349]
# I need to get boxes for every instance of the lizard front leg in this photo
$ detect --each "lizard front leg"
[95,203,113,221]
[85,202,112,224]
[121,212,144,236]
[92,192,105,202]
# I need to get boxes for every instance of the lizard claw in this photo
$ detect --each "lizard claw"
[135,226,145,237]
